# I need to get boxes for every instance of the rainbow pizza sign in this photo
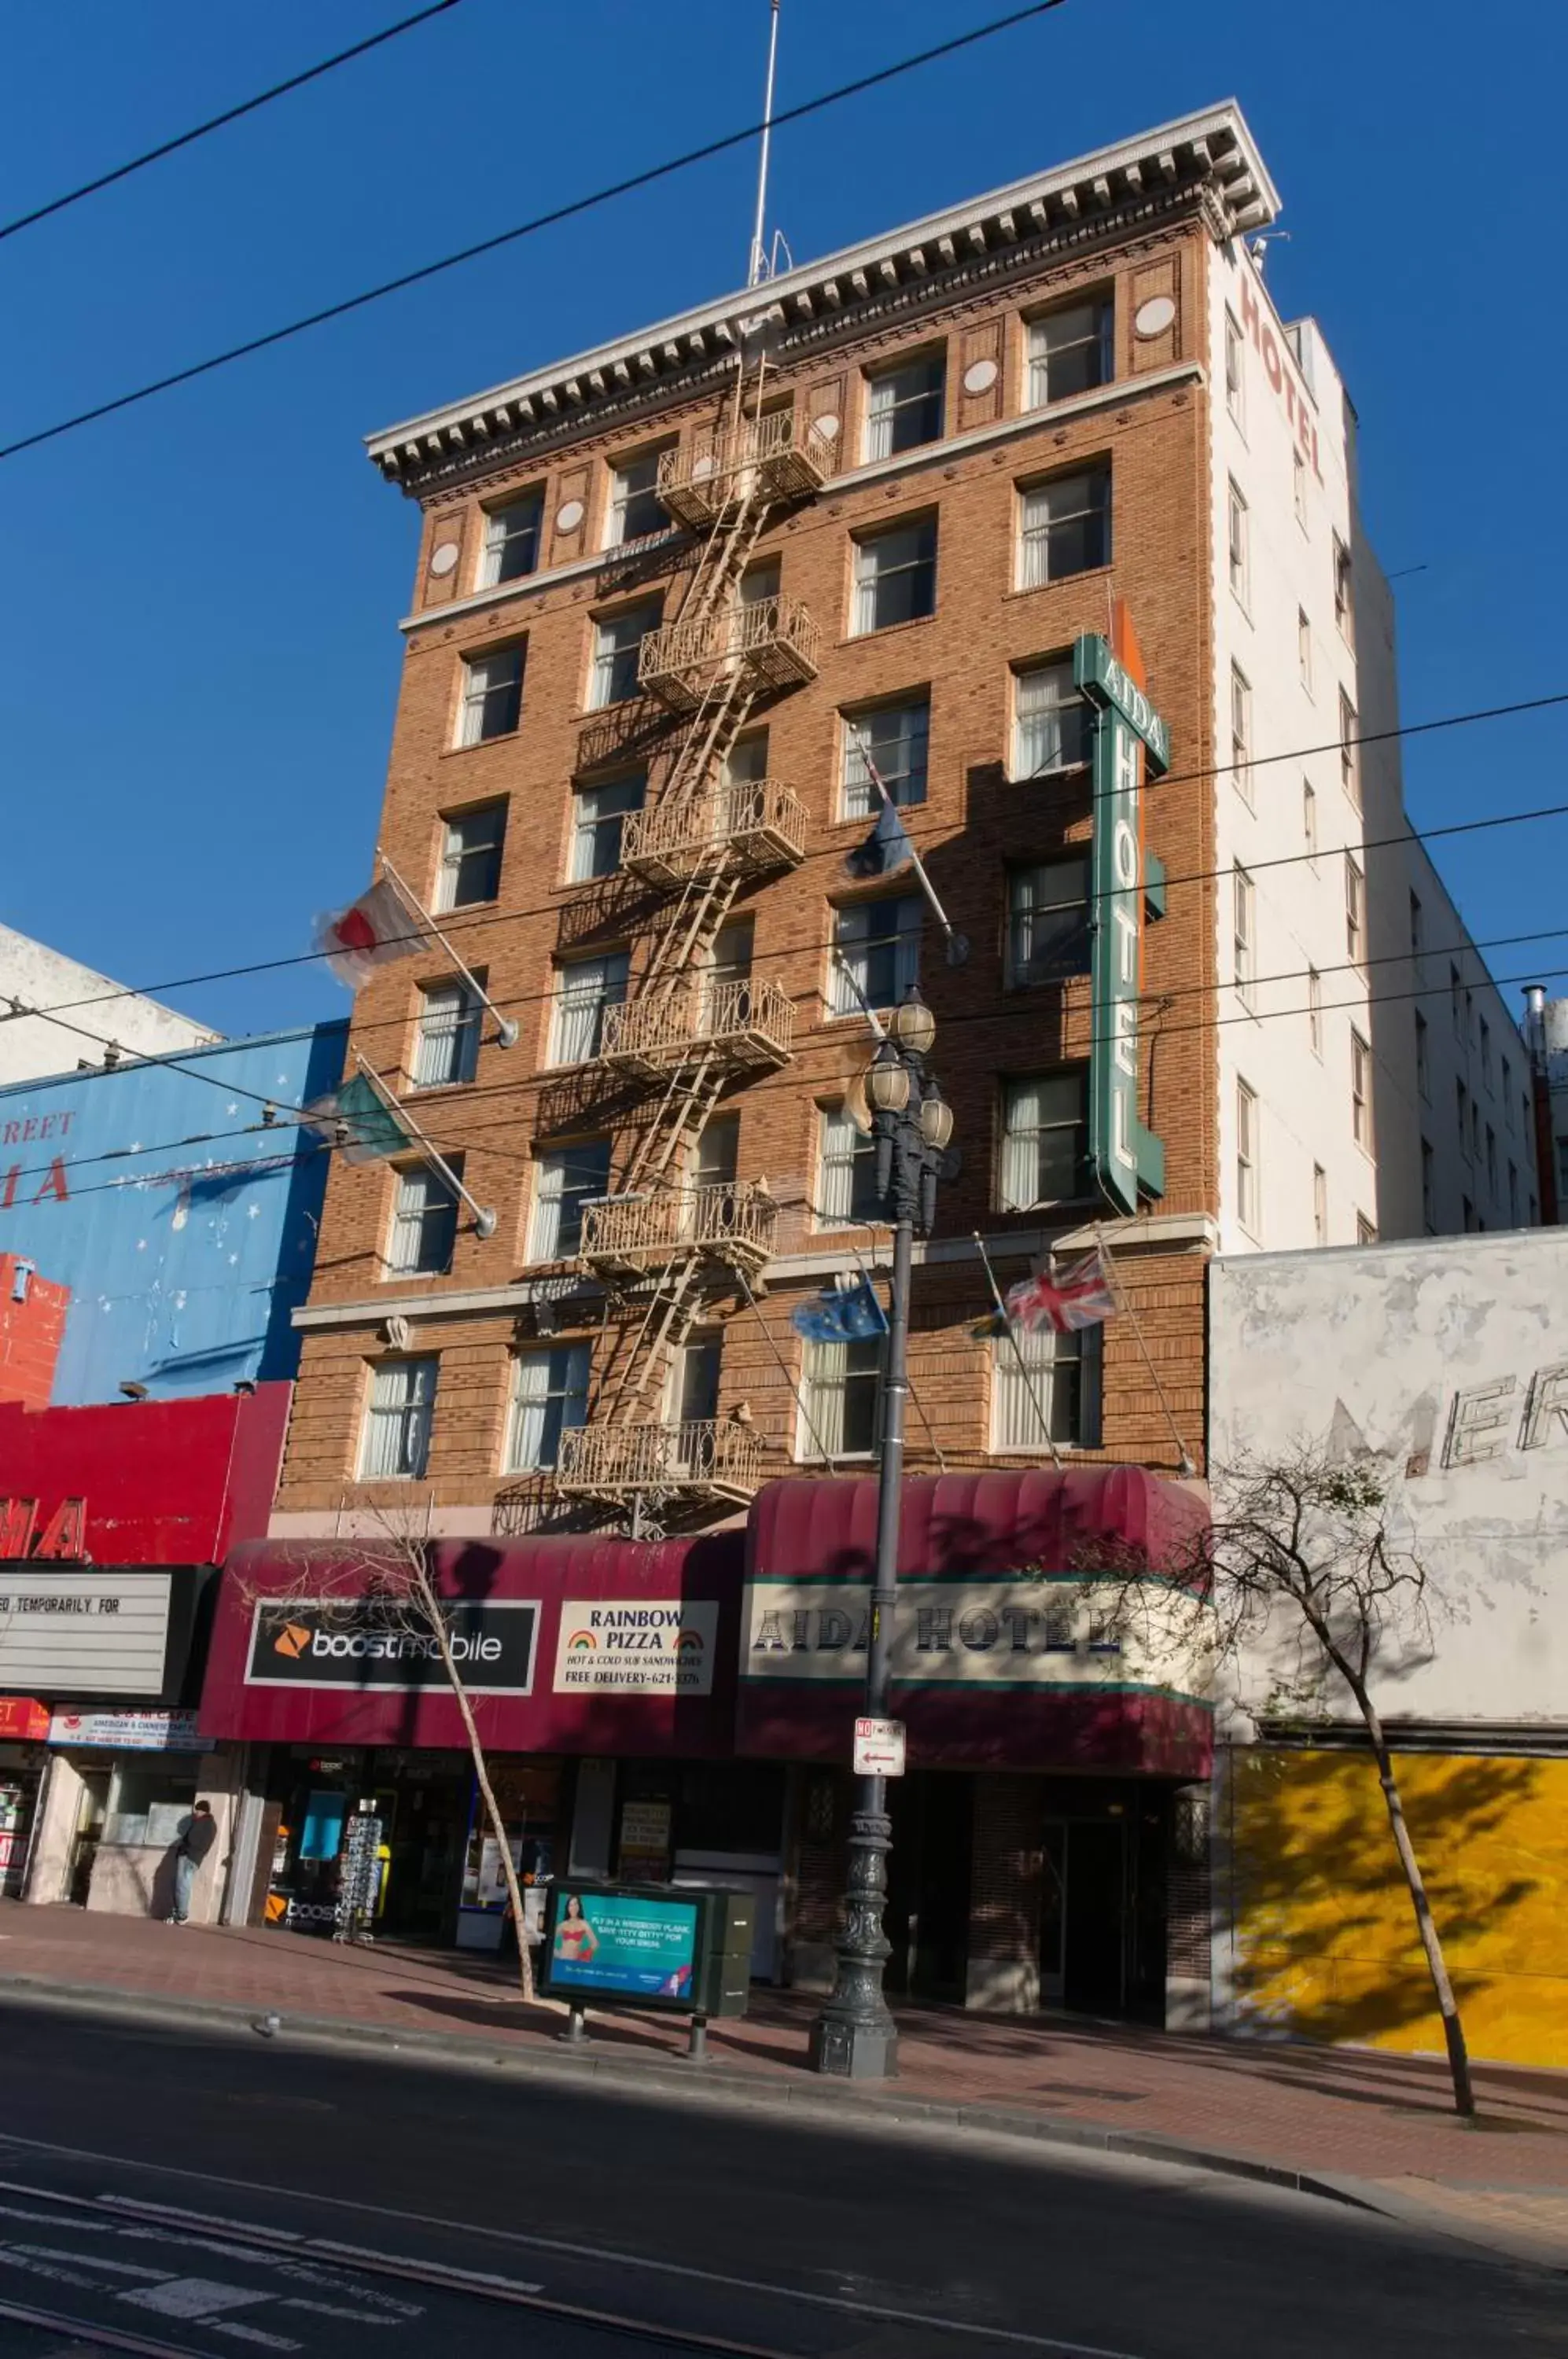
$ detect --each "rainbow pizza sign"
[552,1600,719,1697]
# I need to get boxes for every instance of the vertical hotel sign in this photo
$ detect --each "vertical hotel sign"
[1074,632,1170,1215]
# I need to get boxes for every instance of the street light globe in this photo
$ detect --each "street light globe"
[865,1044,910,1113]
[889,987,936,1056]
[918,1087,954,1150]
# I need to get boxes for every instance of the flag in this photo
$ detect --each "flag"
[843,800,913,882]
[1005,1251,1117,1334]
[303,1073,412,1165]
[790,1274,889,1345]
[315,878,427,986]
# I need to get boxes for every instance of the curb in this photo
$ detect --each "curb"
[0,1969,1375,2212]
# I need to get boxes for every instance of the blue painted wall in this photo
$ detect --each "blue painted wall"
[0,1023,347,1405]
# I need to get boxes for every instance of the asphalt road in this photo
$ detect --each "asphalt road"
[0,1999,1559,2359]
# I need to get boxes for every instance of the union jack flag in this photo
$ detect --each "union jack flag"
[1004,1250,1117,1334]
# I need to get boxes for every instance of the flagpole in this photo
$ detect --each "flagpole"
[734,1268,838,1474]
[1090,1223,1194,1477]
[972,1231,1063,1470]
[377,852,520,1049]
[830,949,889,1042]
[352,1051,497,1239]
[844,724,968,967]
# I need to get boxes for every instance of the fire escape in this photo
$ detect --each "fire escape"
[552,401,829,1527]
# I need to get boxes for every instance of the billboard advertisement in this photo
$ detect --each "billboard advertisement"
[0,1022,346,1406]
[543,1886,700,2004]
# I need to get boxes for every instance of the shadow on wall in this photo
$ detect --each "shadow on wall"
[1230,1747,1567,2065]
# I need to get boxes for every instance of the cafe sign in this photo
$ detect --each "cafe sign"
[552,1600,718,1696]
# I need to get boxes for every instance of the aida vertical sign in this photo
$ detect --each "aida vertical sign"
[1074,630,1169,1215]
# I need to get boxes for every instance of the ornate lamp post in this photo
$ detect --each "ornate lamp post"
[809,985,953,2081]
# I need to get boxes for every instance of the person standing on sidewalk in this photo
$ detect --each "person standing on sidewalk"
[169,1801,217,1925]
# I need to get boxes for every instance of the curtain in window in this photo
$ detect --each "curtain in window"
[831,900,921,1016]
[999,1077,1084,1213]
[817,1109,858,1224]
[1018,473,1108,589]
[1013,664,1087,776]
[992,1324,1076,1450]
[802,1340,848,1457]
[388,1169,457,1275]
[414,985,479,1087]
[362,1360,436,1480]
[843,702,929,816]
[552,955,626,1065]
[506,1344,590,1472]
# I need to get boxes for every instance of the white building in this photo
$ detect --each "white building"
[0,925,218,1087]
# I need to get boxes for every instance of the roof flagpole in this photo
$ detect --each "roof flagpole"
[748,0,782,289]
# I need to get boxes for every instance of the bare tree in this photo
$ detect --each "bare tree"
[242,1511,540,2004]
[1194,1445,1474,2118]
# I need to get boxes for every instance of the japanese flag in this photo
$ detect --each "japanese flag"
[315,878,426,986]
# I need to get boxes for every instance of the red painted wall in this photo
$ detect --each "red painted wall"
[0,1255,70,1411]
[0,1382,292,1564]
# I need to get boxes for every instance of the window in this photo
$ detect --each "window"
[549,951,628,1066]
[841,697,930,818]
[1409,890,1423,962]
[458,644,525,746]
[1332,534,1353,639]
[831,896,922,1015]
[1449,963,1463,1031]
[479,491,543,588]
[1233,866,1256,1011]
[1508,1161,1520,1224]
[1224,311,1245,425]
[1345,855,1365,965]
[1018,469,1110,589]
[1463,1195,1475,1233]
[816,1105,882,1227]
[1415,1009,1430,1099]
[1470,1097,1481,1160]
[1302,779,1318,864]
[527,1139,610,1264]
[413,981,482,1088]
[359,1358,436,1481]
[434,804,506,912]
[1338,690,1360,808]
[1012,657,1091,777]
[1297,609,1312,693]
[1231,665,1253,804]
[1027,297,1113,407]
[570,772,645,881]
[1503,1057,1514,1127]
[1227,480,1250,605]
[863,353,946,461]
[385,1164,459,1279]
[505,1344,591,1473]
[852,518,937,635]
[1236,1080,1259,1234]
[1485,1123,1497,1194]
[1479,1017,1493,1087]
[590,602,660,709]
[605,448,668,548]
[1308,967,1323,1055]
[1456,1079,1469,1157]
[1421,1140,1436,1232]
[694,1113,739,1192]
[798,1333,884,1459]
[998,1073,1087,1211]
[725,731,768,787]
[1357,1213,1378,1246]
[1351,1031,1373,1150]
[736,557,780,613]
[1293,447,1307,527]
[1312,1163,1327,1246]
[992,1320,1096,1452]
[668,1336,722,1436]
[1007,859,1090,986]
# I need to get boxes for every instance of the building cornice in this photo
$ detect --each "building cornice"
[367,101,1272,495]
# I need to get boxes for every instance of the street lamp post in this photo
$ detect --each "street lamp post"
[810,986,953,2081]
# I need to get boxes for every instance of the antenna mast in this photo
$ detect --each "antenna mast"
[748,0,781,289]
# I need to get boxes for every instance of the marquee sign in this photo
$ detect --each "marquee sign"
[0,1568,176,1696]
[1075,630,1169,1216]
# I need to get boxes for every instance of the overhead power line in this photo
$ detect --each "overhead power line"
[0,1,1069,463]
[0,1,469,245]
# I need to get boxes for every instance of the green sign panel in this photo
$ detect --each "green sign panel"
[1073,635,1169,1216]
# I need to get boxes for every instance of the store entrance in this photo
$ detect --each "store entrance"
[885,1772,973,2004]
[1038,1783,1170,2022]
[265,1749,472,1942]
[68,1770,111,1908]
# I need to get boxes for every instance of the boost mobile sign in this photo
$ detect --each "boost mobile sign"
[1074,632,1169,1216]
[245,1598,539,1695]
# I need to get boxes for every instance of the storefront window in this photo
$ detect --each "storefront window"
[103,1761,199,1849]
[458,1758,561,1952]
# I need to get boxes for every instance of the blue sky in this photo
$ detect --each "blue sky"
[2,0,1565,1041]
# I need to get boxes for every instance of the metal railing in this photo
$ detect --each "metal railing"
[657,409,834,528]
[618,776,807,885]
[598,974,794,1075]
[577,1180,777,1275]
[639,595,820,713]
[554,1415,764,1500]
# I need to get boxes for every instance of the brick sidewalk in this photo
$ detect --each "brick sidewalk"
[4,1901,1566,2265]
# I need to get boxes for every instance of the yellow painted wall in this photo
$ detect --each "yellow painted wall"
[1230,1746,1568,2069]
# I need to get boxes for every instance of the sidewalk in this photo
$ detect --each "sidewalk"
[4,1901,1566,2271]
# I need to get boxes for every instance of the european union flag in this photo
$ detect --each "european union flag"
[843,800,913,881]
[790,1275,889,1344]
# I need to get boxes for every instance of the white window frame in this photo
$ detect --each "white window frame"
[1026,296,1113,409]
[1333,534,1353,639]
[1345,856,1366,966]
[1231,665,1253,806]
[458,644,525,748]
[548,952,629,1067]
[797,1334,884,1462]
[412,981,482,1089]
[359,1357,437,1481]
[589,602,660,710]
[434,804,506,914]
[1236,1079,1260,1236]
[1017,469,1110,591]
[998,1073,1086,1213]
[504,1343,591,1473]
[1228,480,1250,607]
[1293,447,1308,528]
[1351,1030,1373,1151]
[569,773,645,883]
[1302,779,1318,867]
[604,448,668,550]
[1011,658,1091,779]
[385,1164,460,1279]
[1339,689,1360,808]
[851,519,937,637]
[526,1140,610,1264]
[830,897,922,1018]
[862,353,946,462]
[1297,608,1313,694]
[841,697,931,819]
[478,491,543,589]
[1233,866,1256,1012]
[1224,310,1246,427]
[1312,1163,1328,1246]
[1308,967,1323,1056]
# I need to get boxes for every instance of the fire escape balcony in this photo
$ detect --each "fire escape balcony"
[618,776,807,888]
[638,594,820,716]
[576,1179,778,1281]
[597,975,794,1080]
[656,409,834,531]
[553,1415,763,1508]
